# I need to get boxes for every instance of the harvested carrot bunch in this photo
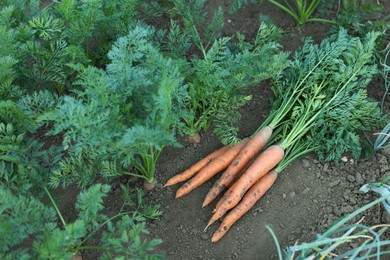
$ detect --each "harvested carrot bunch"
[165,29,386,242]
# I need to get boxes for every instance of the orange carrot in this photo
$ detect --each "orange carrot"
[211,169,278,242]
[212,158,256,213]
[164,145,230,187]
[202,127,272,207]
[208,157,256,210]
[175,139,249,198]
[206,144,284,228]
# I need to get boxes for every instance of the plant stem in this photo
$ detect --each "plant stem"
[269,0,299,23]
[257,48,329,133]
[380,48,390,111]
[76,245,106,251]
[267,0,335,26]
[44,187,67,230]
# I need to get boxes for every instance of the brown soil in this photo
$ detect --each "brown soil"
[73,1,390,259]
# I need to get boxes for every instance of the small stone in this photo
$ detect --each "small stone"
[302,159,311,168]
[282,193,287,199]
[381,165,390,172]
[323,163,329,172]
[343,192,351,200]
[347,175,355,182]
[381,212,390,223]
[149,223,157,229]
[228,19,232,23]
[355,172,364,185]
[378,154,388,165]
[333,207,342,215]
[328,179,341,188]
[341,156,348,162]
[289,191,296,198]
[349,197,357,205]
[201,233,209,240]
[341,205,354,213]
[382,146,390,156]
[302,187,311,194]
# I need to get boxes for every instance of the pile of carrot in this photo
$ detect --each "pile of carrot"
[164,29,384,242]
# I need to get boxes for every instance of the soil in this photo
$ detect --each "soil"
[70,1,390,259]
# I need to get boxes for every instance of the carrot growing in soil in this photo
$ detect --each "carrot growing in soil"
[175,138,249,198]
[164,145,230,187]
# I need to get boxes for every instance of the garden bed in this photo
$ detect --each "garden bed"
[81,0,390,259]
[2,0,389,259]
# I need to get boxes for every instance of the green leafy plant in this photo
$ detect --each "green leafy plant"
[178,20,289,144]
[17,90,59,130]
[0,3,85,94]
[172,0,223,46]
[360,176,390,213]
[44,25,188,189]
[267,0,335,26]
[0,98,63,195]
[380,46,390,110]
[0,120,63,194]
[336,0,388,33]
[0,48,23,101]
[0,0,152,94]
[374,121,390,152]
[0,183,163,258]
[0,10,24,101]
[230,0,336,26]
[332,0,389,62]
[267,194,390,259]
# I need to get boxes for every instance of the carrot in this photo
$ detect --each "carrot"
[206,144,284,228]
[202,126,272,207]
[175,138,249,198]
[211,169,278,242]
[211,159,258,215]
[209,157,255,210]
[164,145,230,187]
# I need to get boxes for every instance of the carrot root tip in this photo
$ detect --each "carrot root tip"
[175,192,183,199]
